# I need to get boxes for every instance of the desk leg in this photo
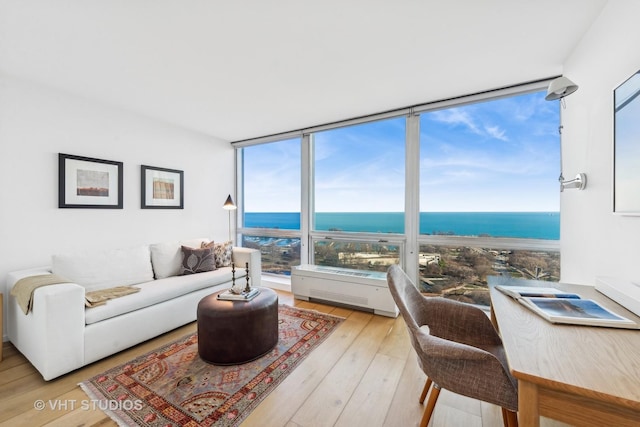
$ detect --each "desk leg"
[490,304,499,333]
[518,381,540,427]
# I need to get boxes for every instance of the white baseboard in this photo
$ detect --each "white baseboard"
[261,274,291,292]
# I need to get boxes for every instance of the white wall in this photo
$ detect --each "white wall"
[560,0,640,284]
[0,76,235,339]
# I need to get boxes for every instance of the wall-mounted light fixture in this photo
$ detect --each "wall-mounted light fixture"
[546,76,586,191]
[545,76,579,102]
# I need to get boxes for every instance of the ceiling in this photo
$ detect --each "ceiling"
[0,0,608,142]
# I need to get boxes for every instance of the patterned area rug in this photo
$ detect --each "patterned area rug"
[79,305,343,427]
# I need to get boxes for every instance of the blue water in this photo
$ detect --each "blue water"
[244,212,560,240]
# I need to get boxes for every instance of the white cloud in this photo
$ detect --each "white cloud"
[484,125,508,141]
[430,108,482,135]
[430,108,509,142]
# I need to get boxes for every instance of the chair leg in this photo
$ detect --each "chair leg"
[419,378,432,404]
[420,384,441,427]
[501,408,518,427]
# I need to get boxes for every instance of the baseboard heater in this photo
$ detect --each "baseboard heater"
[291,264,399,318]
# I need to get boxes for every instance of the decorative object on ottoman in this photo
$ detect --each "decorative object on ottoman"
[243,262,251,292]
[216,262,256,300]
[198,287,278,364]
[219,262,257,300]
[216,287,259,301]
[79,305,344,427]
[231,262,245,294]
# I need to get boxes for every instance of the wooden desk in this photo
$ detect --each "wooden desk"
[489,278,640,427]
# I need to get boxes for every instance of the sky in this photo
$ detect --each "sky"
[243,90,561,213]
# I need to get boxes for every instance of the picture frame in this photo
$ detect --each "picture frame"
[141,165,184,209]
[613,69,640,215]
[58,153,123,209]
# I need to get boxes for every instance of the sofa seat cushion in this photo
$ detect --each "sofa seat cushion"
[84,267,244,325]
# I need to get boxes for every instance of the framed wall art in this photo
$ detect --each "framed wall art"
[614,69,640,214]
[141,165,184,209]
[58,153,123,209]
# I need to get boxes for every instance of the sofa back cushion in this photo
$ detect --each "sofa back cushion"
[52,245,154,291]
[150,238,210,279]
[201,240,233,267]
[178,245,216,275]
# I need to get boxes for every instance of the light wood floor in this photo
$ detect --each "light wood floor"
[0,290,569,427]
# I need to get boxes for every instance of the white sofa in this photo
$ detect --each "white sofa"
[5,238,261,381]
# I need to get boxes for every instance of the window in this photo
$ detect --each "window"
[236,83,561,306]
[419,92,560,238]
[312,117,406,233]
[242,138,301,230]
[242,234,301,275]
[313,238,401,273]
[241,138,301,274]
[418,244,560,306]
[417,91,560,306]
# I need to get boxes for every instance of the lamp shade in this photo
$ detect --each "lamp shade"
[223,194,237,210]
[545,76,579,101]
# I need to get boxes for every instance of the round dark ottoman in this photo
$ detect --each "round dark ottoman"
[197,287,278,365]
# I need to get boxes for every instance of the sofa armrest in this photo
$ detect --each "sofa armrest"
[6,270,85,380]
[232,247,262,287]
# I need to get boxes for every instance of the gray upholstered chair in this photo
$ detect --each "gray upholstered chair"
[386,265,518,427]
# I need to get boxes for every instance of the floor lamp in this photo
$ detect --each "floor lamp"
[223,194,237,243]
